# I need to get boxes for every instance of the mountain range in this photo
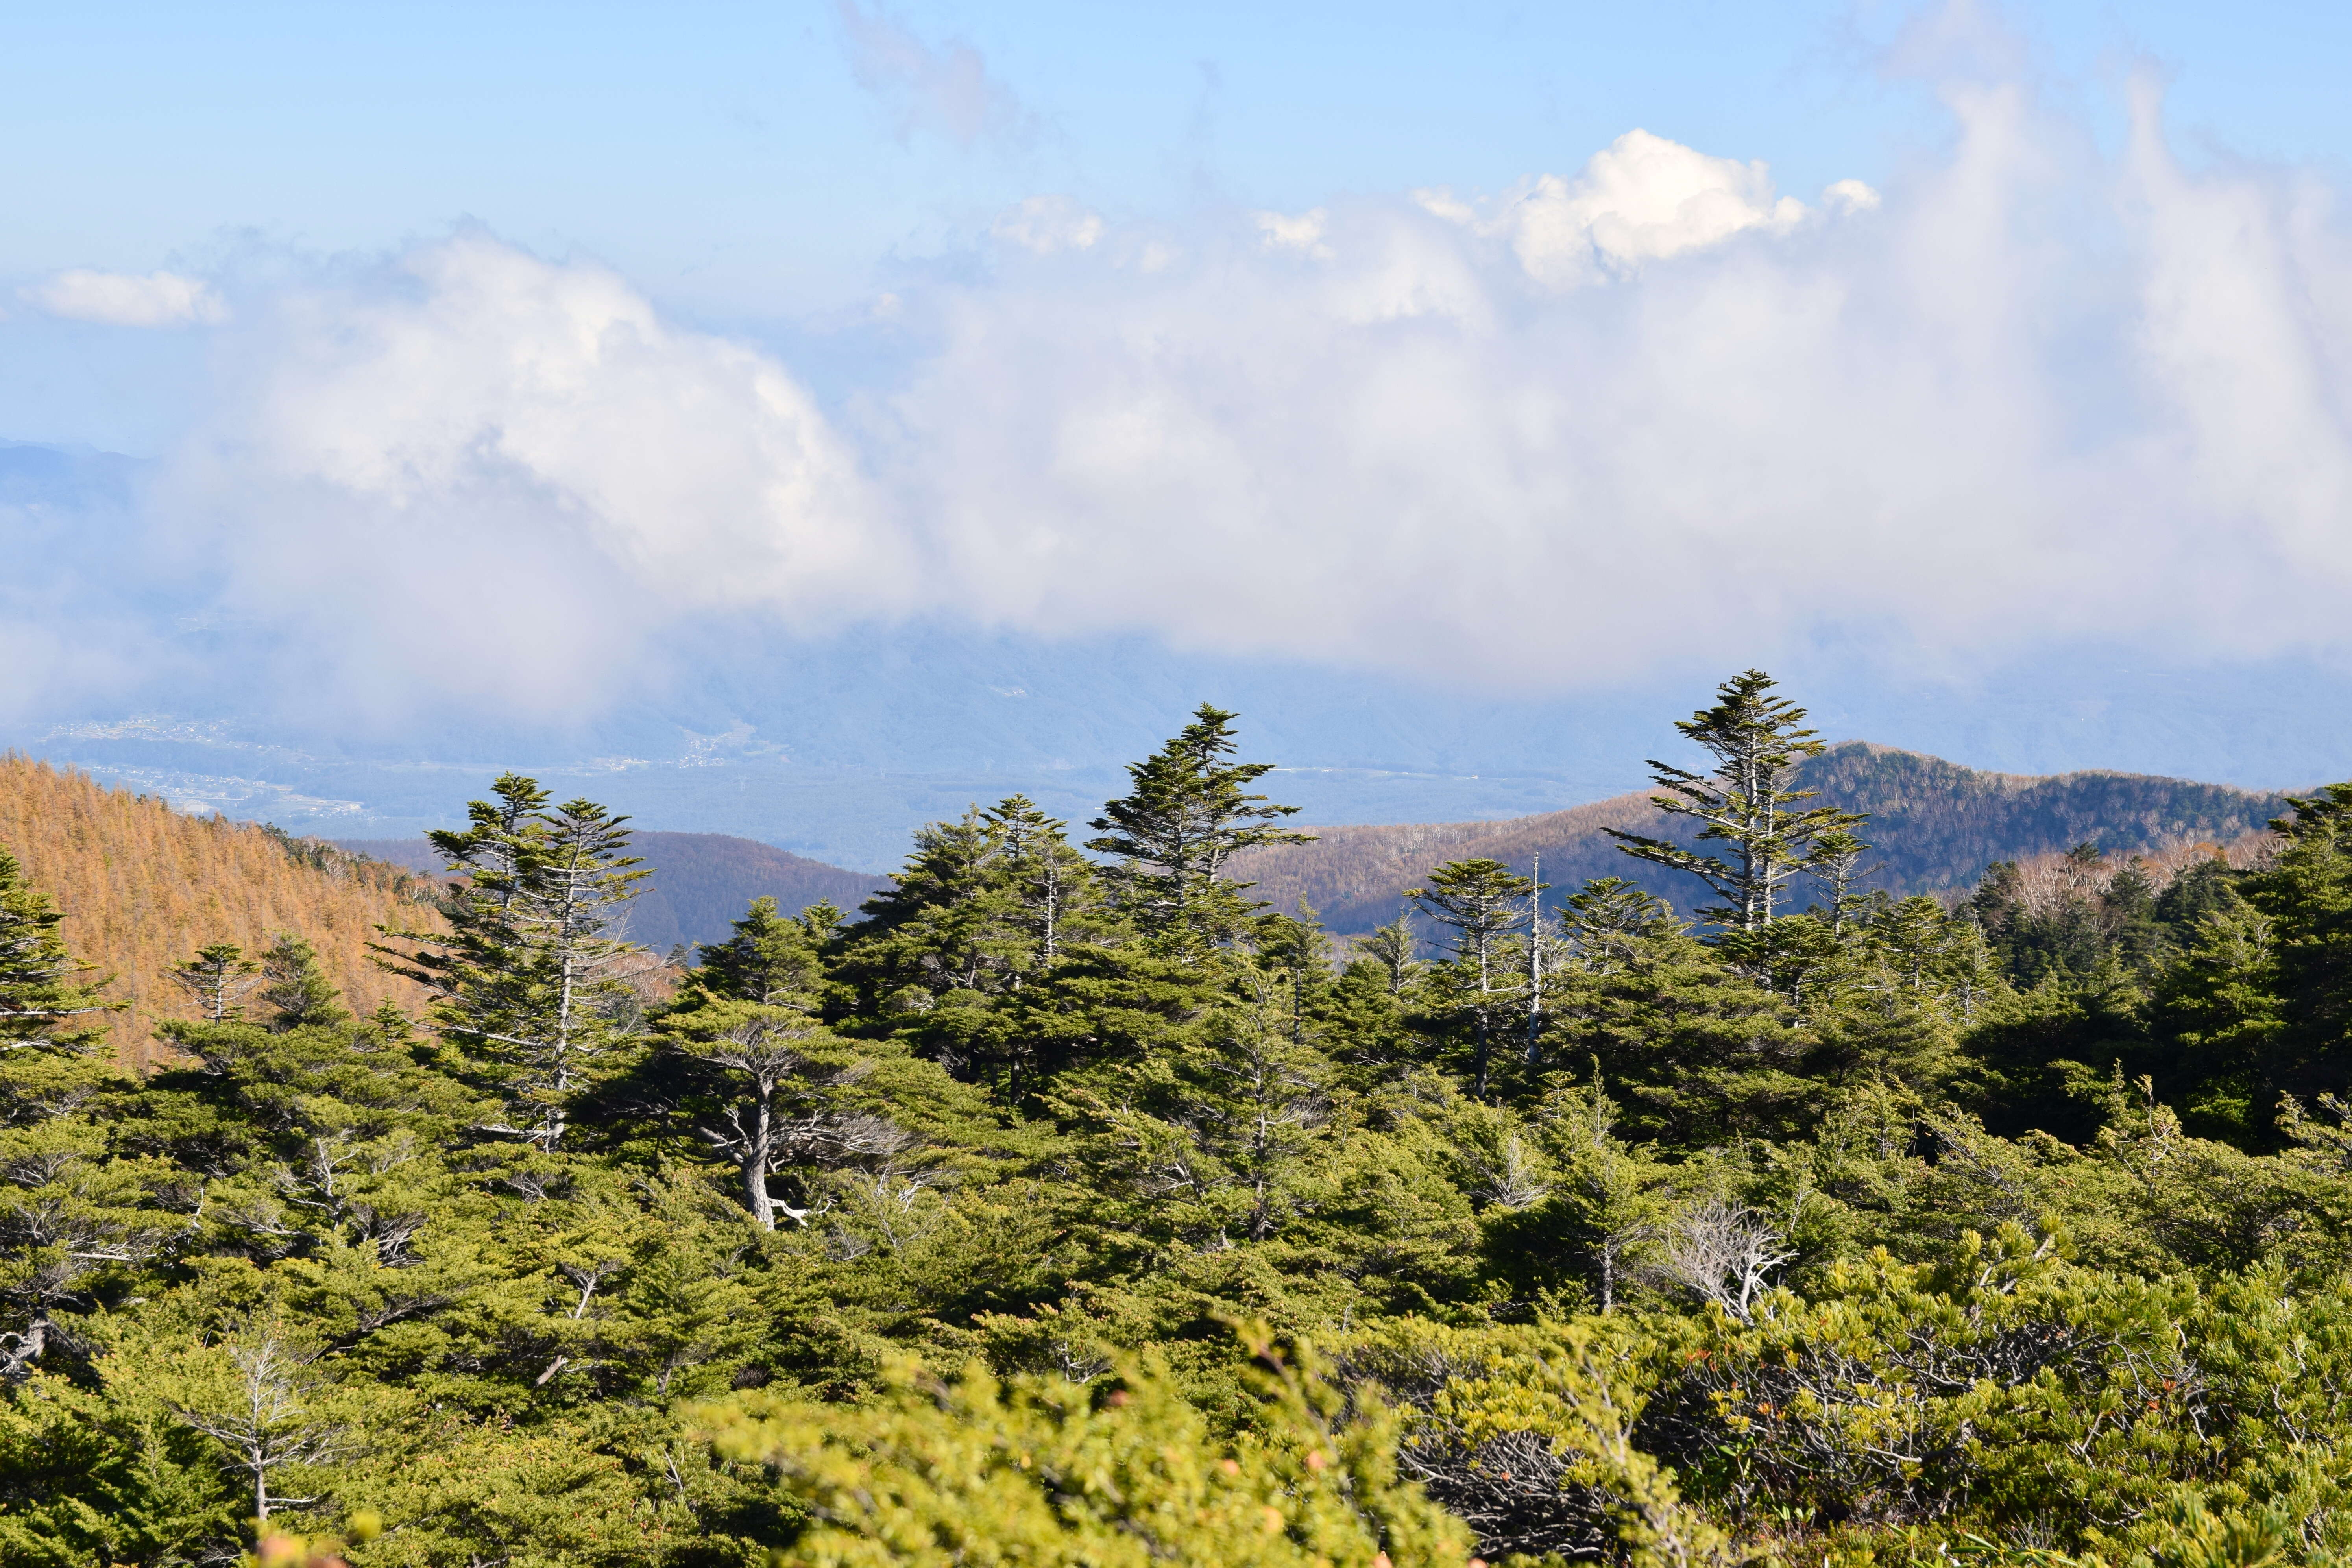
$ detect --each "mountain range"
[1230,742,2294,934]
[337,832,888,954]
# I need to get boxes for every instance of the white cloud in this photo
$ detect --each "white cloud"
[156,236,899,715]
[1491,129,1811,286]
[863,92,2352,684]
[1256,209,1332,257]
[836,0,1032,148]
[25,268,225,326]
[1824,179,1882,214]
[27,73,2352,725]
[992,196,1104,255]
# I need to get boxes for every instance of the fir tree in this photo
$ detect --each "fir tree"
[168,943,263,1025]
[1606,670,1866,933]
[1088,705,1309,955]
[1410,858,1535,1097]
[0,849,116,1054]
[373,775,651,1151]
[257,935,350,1034]
[1358,905,1423,995]
[690,895,828,1010]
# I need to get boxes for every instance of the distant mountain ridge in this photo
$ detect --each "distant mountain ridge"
[1229,742,2297,934]
[337,831,888,953]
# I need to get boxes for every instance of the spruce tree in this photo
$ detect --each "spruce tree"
[1088,705,1308,954]
[1607,670,1866,933]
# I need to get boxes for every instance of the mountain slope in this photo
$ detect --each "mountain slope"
[337,831,887,952]
[1230,742,2297,934]
[0,756,442,1066]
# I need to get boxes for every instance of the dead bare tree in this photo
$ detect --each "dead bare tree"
[1658,1200,1791,1324]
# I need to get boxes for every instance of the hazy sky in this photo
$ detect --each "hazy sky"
[11,0,2352,737]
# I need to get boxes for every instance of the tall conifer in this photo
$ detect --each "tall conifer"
[1607,670,1866,933]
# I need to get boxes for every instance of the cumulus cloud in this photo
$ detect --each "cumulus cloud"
[1489,129,1814,286]
[863,100,2352,683]
[837,0,1033,147]
[155,236,898,716]
[25,268,226,326]
[25,75,2352,726]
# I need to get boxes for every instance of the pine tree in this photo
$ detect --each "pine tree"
[1411,859,1535,1097]
[1088,706,1309,955]
[373,775,651,1151]
[1606,670,1866,933]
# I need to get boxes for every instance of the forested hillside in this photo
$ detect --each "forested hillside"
[0,755,440,1066]
[1236,742,2289,933]
[338,831,885,952]
[7,676,2352,1568]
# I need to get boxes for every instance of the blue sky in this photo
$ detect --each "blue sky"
[12,0,2352,839]
[11,2,2352,332]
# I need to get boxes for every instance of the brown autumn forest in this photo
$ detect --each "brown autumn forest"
[0,755,443,1067]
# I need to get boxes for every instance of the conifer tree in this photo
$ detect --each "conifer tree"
[257,935,349,1034]
[656,1007,909,1231]
[0,849,116,1054]
[1358,905,1423,995]
[689,896,828,1010]
[992,794,1104,966]
[1559,878,1678,975]
[168,943,263,1024]
[1607,671,1866,933]
[1411,859,1535,1097]
[1088,705,1309,954]
[374,775,650,1151]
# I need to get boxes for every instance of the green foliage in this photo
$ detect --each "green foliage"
[12,680,2352,1568]
[1089,705,1309,956]
[699,1326,1475,1568]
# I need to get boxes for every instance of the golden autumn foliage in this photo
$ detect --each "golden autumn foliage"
[0,754,443,1068]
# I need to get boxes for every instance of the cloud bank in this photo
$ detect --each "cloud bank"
[25,269,227,326]
[18,67,2352,724]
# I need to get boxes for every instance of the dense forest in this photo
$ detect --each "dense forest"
[5,671,2352,1568]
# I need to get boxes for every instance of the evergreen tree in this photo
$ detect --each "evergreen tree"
[373,775,651,1150]
[168,942,263,1024]
[257,934,349,1033]
[1410,859,1535,1097]
[993,794,1106,967]
[1558,877,1678,975]
[1606,670,1866,932]
[1357,905,1423,995]
[689,895,829,1010]
[655,1005,909,1231]
[0,849,116,1054]
[1088,705,1308,954]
